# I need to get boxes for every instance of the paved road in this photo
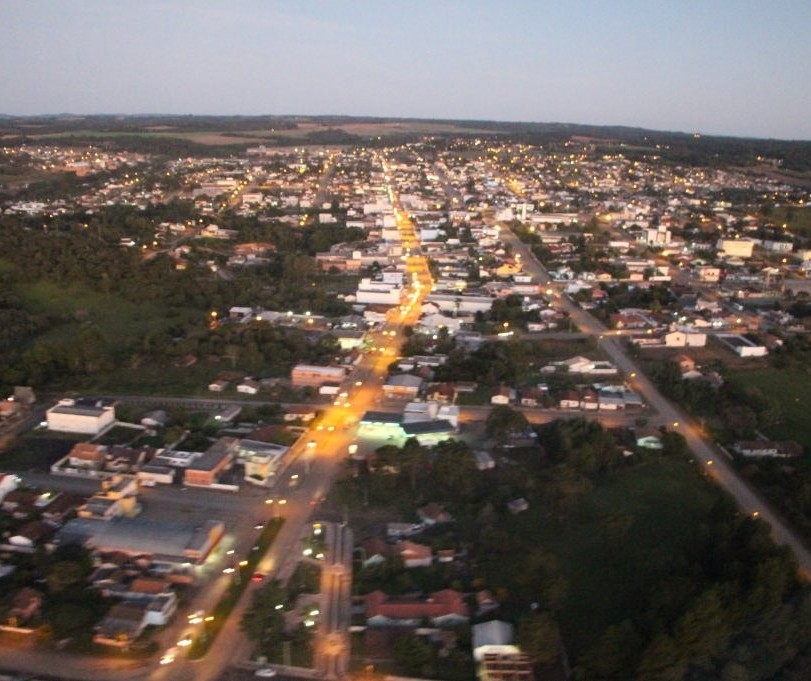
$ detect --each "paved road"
[503,226,811,577]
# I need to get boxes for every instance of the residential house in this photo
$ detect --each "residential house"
[490,386,516,405]
[364,589,469,627]
[418,503,453,525]
[8,521,56,551]
[93,602,150,647]
[507,498,529,514]
[236,379,261,395]
[67,442,106,470]
[0,474,19,503]
[733,440,802,458]
[518,386,545,407]
[665,331,707,348]
[208,379,230,393]
[559,390,581,410]
[5,587,43,627]
[394,540,433,568]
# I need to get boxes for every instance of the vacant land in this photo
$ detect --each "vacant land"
[490,456,719,658]
[727,367,811,448]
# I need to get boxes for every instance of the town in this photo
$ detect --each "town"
[1,119,811,681]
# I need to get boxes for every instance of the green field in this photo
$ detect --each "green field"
[727,367,811,448]
[18,280,201,348]
[770,206,811,238]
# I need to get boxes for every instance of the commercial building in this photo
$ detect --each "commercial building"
[46,398,116,435]
[291,364,347,387]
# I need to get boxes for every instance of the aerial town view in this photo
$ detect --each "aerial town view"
[1,3,810,681]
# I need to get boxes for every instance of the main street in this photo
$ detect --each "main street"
[148,156,432,681]
[501,225,811,577]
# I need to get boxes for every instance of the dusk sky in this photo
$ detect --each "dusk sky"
[2,0,809,140]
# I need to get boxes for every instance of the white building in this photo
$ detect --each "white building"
[356,278,405,306]
[46,398,116,435]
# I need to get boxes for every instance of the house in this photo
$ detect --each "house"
[394,540,433,568]
[733,440,802,458]
[473,449,495,470]
[236,379,261,395]
[67,442,106,470]
[386,522,420,539]
[361,537,391,567]
[636,431,663,450]
[518,386,545,407]
[283,406,317,423]
[580,388,599,410]
[208,379,230,392]
[41,492,86,523]
[364,589,469,627]
[507,498,529,514]
[105,445,150,474]
[0,474,19,504]
[472,620,518,661]
[673,354,696,374]
[418,503,453,525]
[665,331,707,348]
[140,410,168,428]
[8,521,56,550]
[559,390,581,410]
[490,386,516,405]
[5,587,43,627]
[426,383,457,404]
[93,602,150,647]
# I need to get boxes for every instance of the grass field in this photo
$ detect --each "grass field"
[18,280,201,348]
[770,206,811,238]
[496,457,720,657]
[727,367,811,448]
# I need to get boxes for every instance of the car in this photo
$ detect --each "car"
[251,572,264,583]
[177,632,193,647]
[255,669,277,678]
[187,610,204,624]
[160,647,179,665]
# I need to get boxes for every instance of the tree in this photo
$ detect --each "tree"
[636,633,687,681]
[486,405,529,442]
[241,579,286,649]
[393,633,434,675]
[517,612,560,665]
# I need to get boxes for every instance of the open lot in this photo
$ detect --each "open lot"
[491,456,720,658]
[727,367,811,449]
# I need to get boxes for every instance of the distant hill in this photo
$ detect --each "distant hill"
[1,114,809,171]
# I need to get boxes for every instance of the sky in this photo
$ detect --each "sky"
[1,0,809,140]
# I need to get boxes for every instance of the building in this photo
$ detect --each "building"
[364,589,469,627]
[184,437,238,487]
[291,364,347,387]
[382,374,423,399]
[57,517,225,571]
[46,398,116,435]
[717,238,755,258]
[355,277,405,306]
